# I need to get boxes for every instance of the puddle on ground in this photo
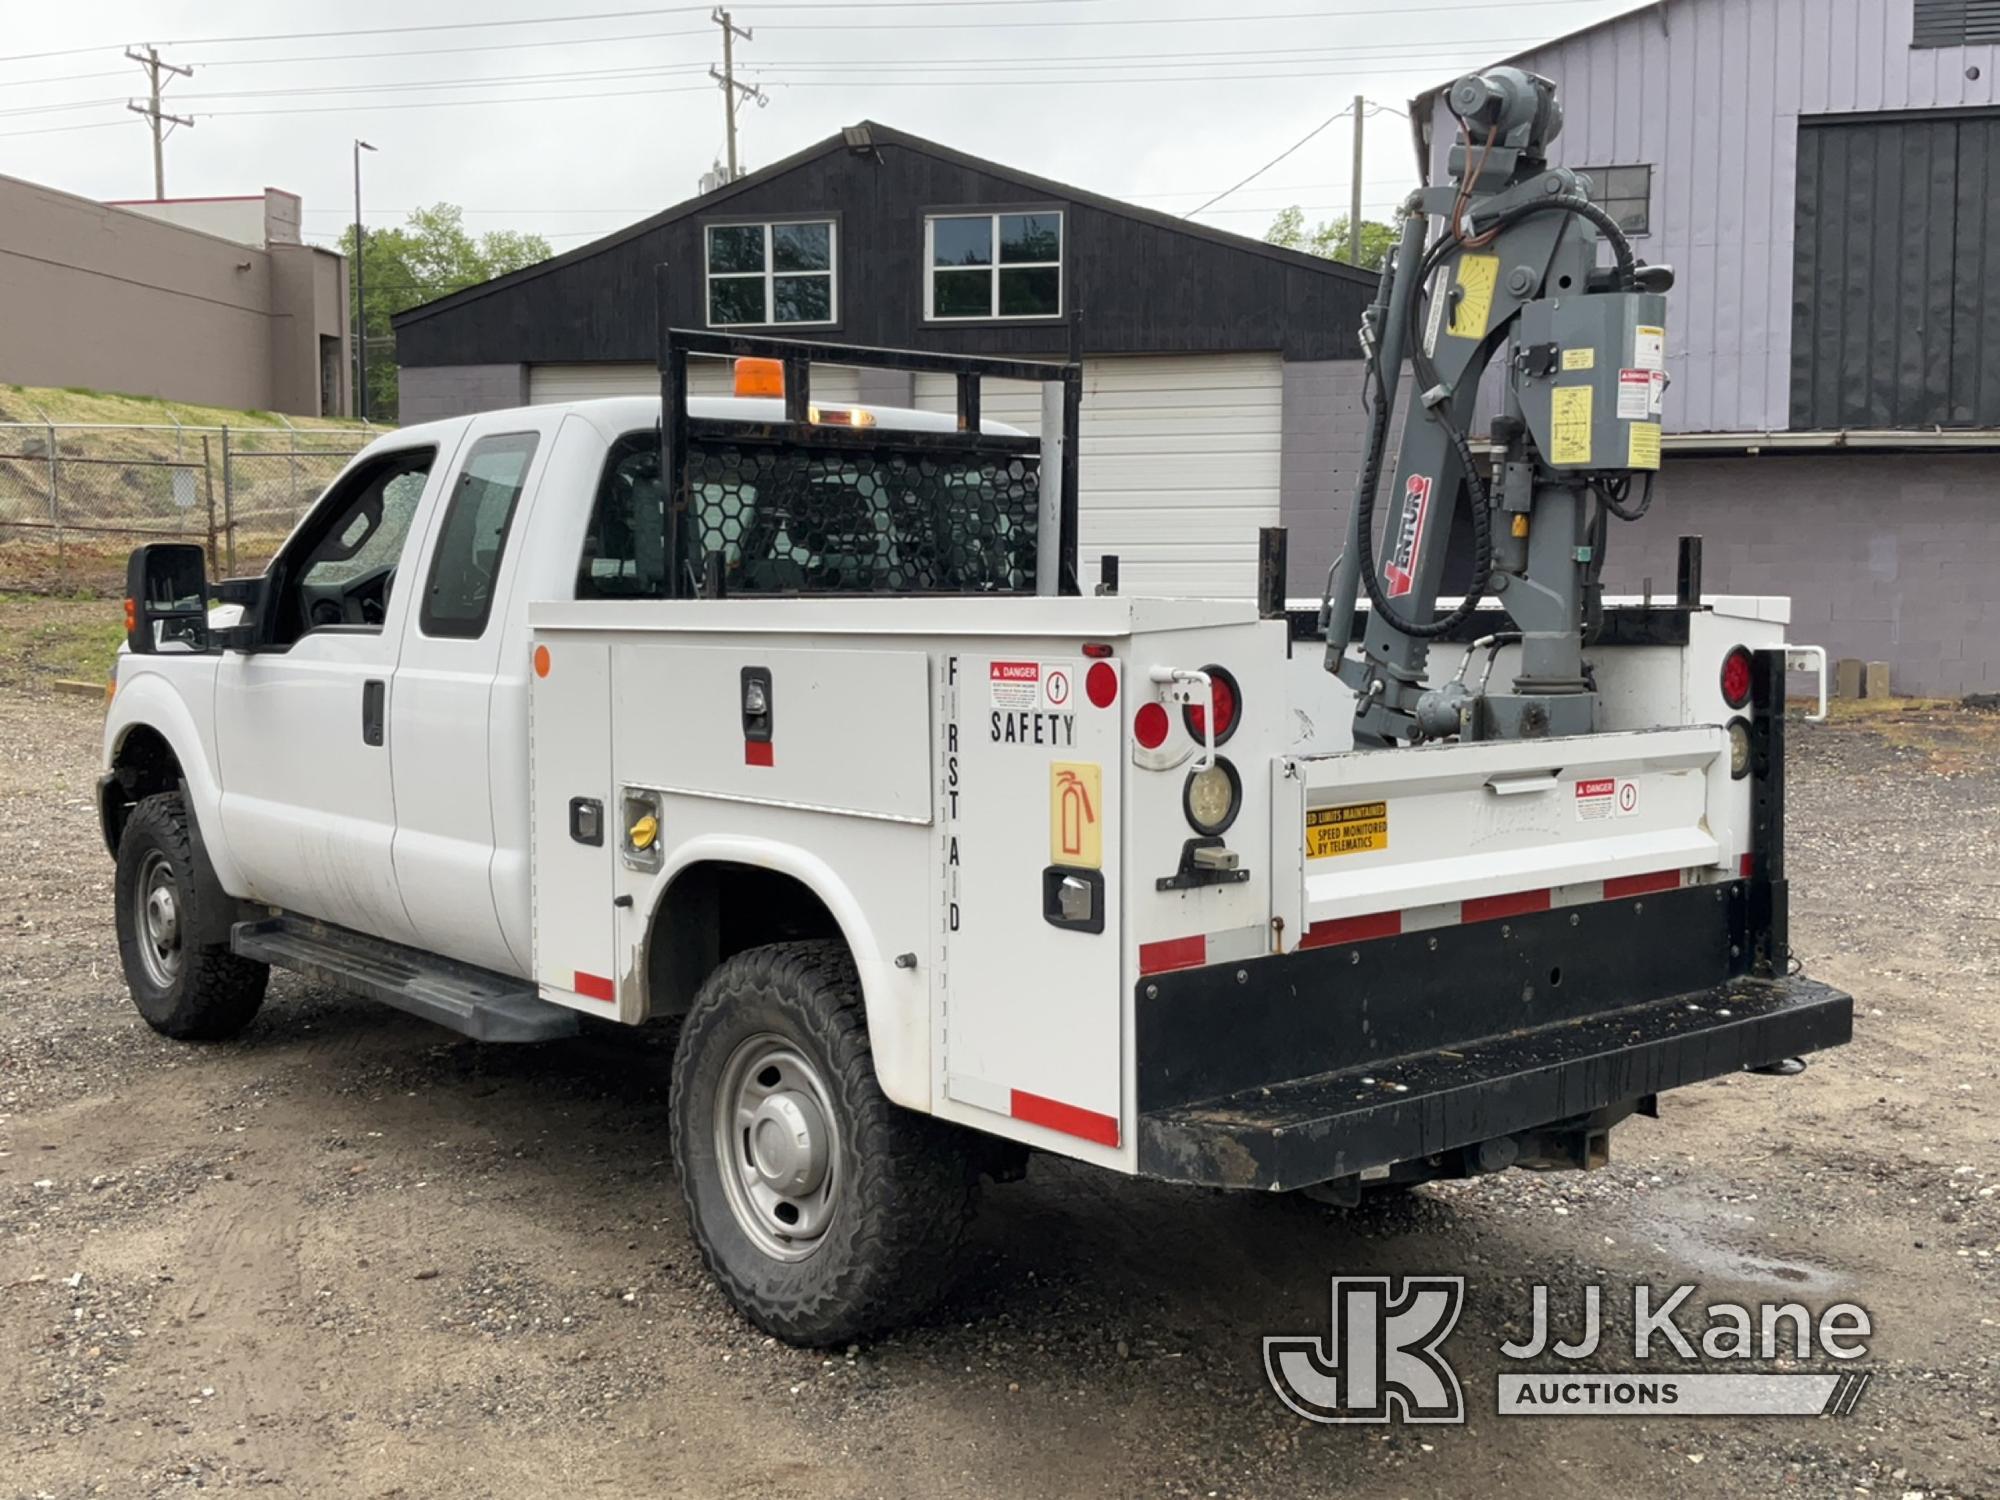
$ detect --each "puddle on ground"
[1626,1192,1847,1296]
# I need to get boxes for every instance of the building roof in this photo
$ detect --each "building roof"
[393,119,1373,331]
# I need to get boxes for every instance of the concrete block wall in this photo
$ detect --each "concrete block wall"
[1598,453,2000,699]
[398,363,529,426]
[1279,357,1999,698]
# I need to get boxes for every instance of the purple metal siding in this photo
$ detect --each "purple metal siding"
[1425,0,2000,433]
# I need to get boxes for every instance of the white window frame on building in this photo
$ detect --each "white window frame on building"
[703,218,838,328]
[1578,165,1652,236]
[924,210,1064,322]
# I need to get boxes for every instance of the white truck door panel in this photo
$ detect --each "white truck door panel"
[610,644,933,823]
[530,638,618,1013]
[940,653,1124,1152]
[389,426,549,977]
[214,634,418,945]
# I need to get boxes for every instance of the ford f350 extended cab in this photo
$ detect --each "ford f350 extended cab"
[102,181,1850,1345]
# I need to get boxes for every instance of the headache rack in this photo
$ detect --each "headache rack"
[655,306,1083,600]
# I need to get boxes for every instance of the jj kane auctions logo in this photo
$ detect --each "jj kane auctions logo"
[1266,1278,1873,1423]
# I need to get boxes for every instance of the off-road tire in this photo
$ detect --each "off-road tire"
[114,792,268,1041]
[670,940,979,1346]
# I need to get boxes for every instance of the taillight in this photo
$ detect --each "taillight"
[1183,757,1242,836]
[1085,661,1118,708]
[1183,664,1241,746]
[1133,701,1171,749]
[1720,646,1753,710]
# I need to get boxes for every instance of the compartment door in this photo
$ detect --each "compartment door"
[529,636,621,1016]
[941,654,1125,1153]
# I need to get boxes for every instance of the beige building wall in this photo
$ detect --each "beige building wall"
[0,175,349,417]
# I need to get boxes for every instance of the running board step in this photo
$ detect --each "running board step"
[231,915,580,1043]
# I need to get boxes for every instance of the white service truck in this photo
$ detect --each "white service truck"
[101,79,1851,1345]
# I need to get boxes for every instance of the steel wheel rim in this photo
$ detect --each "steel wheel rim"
[712,1032,842,1262]
[134,849,183,989]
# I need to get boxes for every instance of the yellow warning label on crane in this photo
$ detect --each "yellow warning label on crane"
[1627,421,1662,470]
[1305,802,1389,860]
[1562,347,1596,371]
[1550,385,1594,465]
[1448,254,1500,339]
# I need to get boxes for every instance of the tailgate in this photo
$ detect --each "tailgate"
[1274,726,1726,942]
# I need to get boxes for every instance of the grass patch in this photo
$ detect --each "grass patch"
[1816,693,2000,771]
[0,382,376,434]
[0,592,124,689]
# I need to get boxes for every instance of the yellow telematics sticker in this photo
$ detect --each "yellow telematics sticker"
[1550,384,1594,465]
[1447,254,1500,339]
[1627,420,1662,470]
[1050,761,1102,869]
[1305,801,1388,860]
[1561,347,1595,371]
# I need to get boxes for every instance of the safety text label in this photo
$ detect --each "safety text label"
[1305,801,1389,859]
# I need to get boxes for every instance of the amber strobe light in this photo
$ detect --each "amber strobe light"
[733,357,785,398]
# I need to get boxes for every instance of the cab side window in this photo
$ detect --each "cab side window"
[576,432,669,599]
[421,432,540,639]
[273,446,436,645]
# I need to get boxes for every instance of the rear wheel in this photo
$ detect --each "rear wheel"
[114,793,267,1041]
[670,940,978,1346]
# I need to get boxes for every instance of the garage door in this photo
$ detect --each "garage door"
[527,361,863,404]
[915,353,1282,599]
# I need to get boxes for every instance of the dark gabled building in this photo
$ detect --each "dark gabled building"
[394,121,1377,599]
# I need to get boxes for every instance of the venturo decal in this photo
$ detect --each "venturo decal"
[1384,474,1434,598]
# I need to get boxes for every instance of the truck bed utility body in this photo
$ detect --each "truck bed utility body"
[101,80,1851,1342]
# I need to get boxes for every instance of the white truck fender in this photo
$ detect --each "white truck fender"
[103,668,248,896]
[651,835,930,1112]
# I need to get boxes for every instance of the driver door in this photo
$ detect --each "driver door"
[213,440,456,945]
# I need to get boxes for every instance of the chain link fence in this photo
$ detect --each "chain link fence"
[0,420,378,594]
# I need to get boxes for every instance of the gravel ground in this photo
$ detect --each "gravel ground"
[2,689,1995,1499]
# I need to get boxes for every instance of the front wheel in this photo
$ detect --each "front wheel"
[114,793,267,1041]
[670,941,978,1346]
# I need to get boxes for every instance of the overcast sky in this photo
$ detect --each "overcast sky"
[3,0,1641,259]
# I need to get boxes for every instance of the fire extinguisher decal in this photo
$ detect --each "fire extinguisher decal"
[1049,762,1103,869]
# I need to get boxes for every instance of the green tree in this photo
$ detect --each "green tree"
[340,204,552,421]
[1264,206,1397,270]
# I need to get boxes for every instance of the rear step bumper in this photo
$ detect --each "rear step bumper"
[232,915,580,1043]
[1136,973,1850,1191]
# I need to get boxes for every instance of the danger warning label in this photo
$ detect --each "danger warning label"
[1574,776,1640,821]
[989,660,1041,708]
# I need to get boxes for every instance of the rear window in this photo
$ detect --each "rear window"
[576,430,1041,597]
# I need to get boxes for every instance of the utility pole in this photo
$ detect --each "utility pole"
[710,7,767,181]
[1349,95,1366,266]
[353,140,377,421]
[125,45,194,199]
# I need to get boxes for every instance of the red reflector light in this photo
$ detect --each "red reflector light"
[1721,646,1753,709]
[1133,701,1170,749]
[1081,641,1113,658]
[1183,665,1240,745]
[1086,661,1118,708]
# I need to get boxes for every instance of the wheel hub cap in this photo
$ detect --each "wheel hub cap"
[134,851,183,988]
[713,1035,842,1262]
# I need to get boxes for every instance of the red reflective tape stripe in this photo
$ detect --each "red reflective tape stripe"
[1010,1089,1120,1147]
[574,971,615,1003]
[1138,935,1206,975]
[1461,888,1551,924]
[1739,852,1755,878]
[1605,869,1681,899]
[745,740,774,767]
[1300,910,1403,949]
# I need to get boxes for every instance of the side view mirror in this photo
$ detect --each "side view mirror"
[123,543,212,655]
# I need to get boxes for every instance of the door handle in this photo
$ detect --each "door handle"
[362,679,386,746]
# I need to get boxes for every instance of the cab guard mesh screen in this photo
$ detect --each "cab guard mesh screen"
[684,438,1041,595]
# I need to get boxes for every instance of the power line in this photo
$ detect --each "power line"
[1189,105,1353,215]
[195,83,719,118]
[762,0,1629,28]
[173,62,710,102]
[151,0,1112,47]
